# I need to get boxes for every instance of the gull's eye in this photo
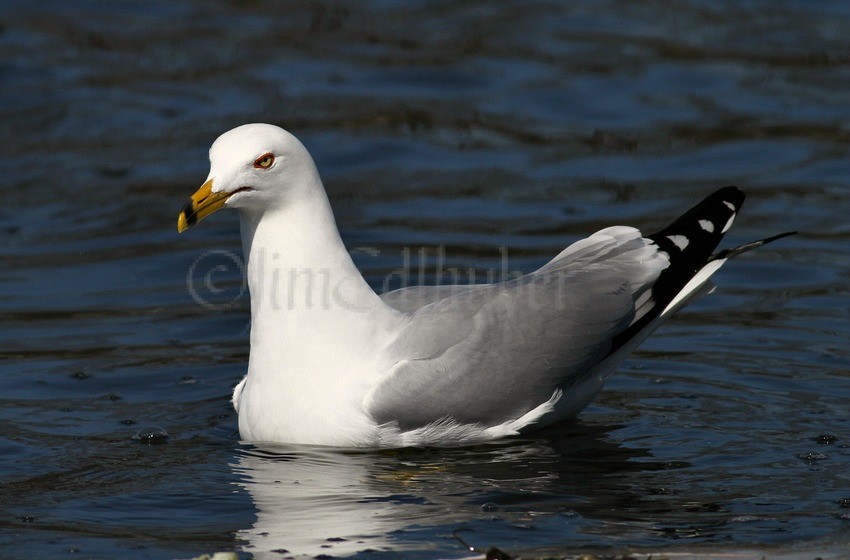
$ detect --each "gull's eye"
[253,153,275,169]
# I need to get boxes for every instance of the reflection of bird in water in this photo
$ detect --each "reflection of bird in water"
[231,422,680,558]
[180,123,792,447]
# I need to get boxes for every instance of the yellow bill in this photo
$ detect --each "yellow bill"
[177,179,230,232]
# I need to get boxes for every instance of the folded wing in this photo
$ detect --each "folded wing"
[369,226,669,430]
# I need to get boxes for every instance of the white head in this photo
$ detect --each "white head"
[178,123,320,232]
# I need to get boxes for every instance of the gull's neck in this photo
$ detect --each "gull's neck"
[235,171,402,444]
[238,177,400,346]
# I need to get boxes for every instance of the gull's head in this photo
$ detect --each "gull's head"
[177,123,316,232]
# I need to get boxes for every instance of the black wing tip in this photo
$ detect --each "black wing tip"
[760,230,797,245]
[647,186,745,260]
[712,185,745,204]
[610,187,751,354]
[717,185,745,197]
[712,230,797,260]
[608,189,791,359]
[696,186,745,214]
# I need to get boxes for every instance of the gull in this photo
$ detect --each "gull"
[177,123,793,447]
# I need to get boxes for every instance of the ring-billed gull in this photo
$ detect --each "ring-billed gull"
[177,123,793,447]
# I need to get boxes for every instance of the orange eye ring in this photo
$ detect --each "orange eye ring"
[253,153,275,169]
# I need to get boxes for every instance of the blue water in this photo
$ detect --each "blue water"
[1,1,849,558]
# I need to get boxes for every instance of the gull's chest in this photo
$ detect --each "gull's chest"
[236,367,380,445]
[236,335,390,445]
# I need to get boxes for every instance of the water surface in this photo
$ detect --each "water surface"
[1,1,849,558]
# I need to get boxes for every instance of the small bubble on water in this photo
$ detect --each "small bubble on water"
[20,515,35,523]
[70,371,90,380]
[132,426,169,444]
[481,502,500,512]
[814,434,837,445]
[837,498,850,508]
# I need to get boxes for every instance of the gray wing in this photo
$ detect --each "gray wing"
[380,285,481,313]
[365,226,669,430]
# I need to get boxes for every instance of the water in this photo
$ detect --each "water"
[1,1,849,558]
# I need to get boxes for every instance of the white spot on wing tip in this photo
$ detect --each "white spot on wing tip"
[723,200,736,211]
[721,214,735,233]
[698,219,715,233]
[667,234,689,250]
[661,259,727,316]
